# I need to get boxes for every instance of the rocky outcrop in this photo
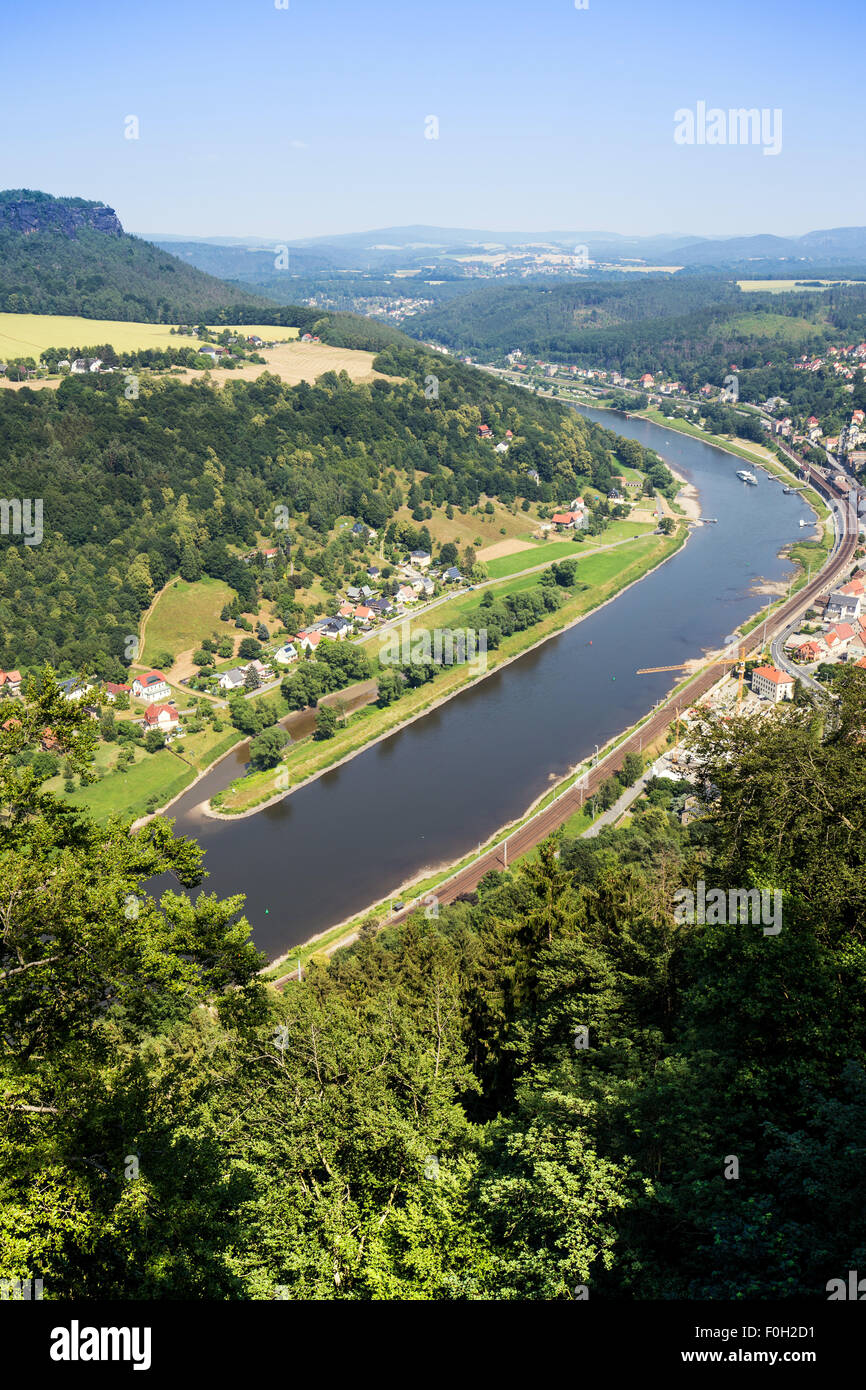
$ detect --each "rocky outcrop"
[0,194,123,238]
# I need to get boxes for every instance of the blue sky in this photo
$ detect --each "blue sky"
[3,0,863,240]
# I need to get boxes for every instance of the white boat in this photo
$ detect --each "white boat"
[736,469,758,485]
[799,519,810,527]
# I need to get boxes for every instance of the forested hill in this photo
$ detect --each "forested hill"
[410,277,737,357]
[0,189,275,321]
[409,276,866,380]
[0,344,649,677]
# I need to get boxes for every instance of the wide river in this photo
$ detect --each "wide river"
[158,410,809,957]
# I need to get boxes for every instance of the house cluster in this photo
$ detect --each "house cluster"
[292,547,465,652]
[549,496,589,531]
[793,342,866,385]
[478,424,514,454]
[130,670,182,738]
[215,656,277,691]
[786,571,866,672]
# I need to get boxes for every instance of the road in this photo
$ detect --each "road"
[354,531,661,647]
[377,454,857,925]
[271,447,856,983]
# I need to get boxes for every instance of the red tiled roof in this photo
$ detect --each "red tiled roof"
[143,702,178,724]
[754,664,794,684]
[0,669,22,684]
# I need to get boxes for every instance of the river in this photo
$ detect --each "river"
[157,411,808,957]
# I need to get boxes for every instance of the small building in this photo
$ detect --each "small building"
[795,640,822,663]
[143,703,180,735]
[443,566,464,583]
[103,681,131,701]
[751,665,795,702]
[297,631,323,653]
[59,676,97,702]
[0,669,22,693]
[217,668,247,691]
[409,550,432,569]
[824,622,856,653]
[131,671,171,702]
[274,642,298,665]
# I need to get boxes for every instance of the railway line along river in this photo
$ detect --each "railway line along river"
[155,409,812,958]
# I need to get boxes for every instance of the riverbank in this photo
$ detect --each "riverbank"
[208,525,688,820]
[265,416,845,972]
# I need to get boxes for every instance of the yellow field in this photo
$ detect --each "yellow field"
[736,279,863,293]
[0,314,392,392]
[0,314,298,360]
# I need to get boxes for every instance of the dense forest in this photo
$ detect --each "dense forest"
[411,277,866,383]
[0,346,642,678]
[3,665,865,1297]
[0,192,275,322]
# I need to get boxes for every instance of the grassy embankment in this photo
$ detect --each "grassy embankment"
[214,527,685,818]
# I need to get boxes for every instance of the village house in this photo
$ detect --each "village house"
[353,605,374,627]
[409,549,432,569]
[131,671,171,702]
[296,631,323,654]
[103,681,130,701]
[824,622,856,654]
[795,640,823,663]
[59,676,97,702]
[142,702,180,735]
[824,584,862,623]
[443,566,464,583]
[369,597,394,619]
[751,665,795,702]
[0,669,22,694]
[274,642,298,665]
[396,584,417,605]
[217,668,247,691]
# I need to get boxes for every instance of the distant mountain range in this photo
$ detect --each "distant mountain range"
[141,223,866,275]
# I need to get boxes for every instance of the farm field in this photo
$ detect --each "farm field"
[0,313,298,359]
[716,311,820,343]
[484,521,656,579]
[736,278,864,293]
[141,576,237,668]
[168,339,386,388]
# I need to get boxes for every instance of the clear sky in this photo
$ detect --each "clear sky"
[3,0,863,241]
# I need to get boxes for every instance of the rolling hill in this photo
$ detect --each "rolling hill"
[0,190,276,321]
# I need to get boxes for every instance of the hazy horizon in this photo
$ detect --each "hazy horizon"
[5,0,864,240]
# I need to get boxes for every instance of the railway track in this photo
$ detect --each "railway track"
[383,457,858,917]
[274,454,858,979]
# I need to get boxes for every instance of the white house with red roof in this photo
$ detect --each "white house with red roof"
[0,669,22,693]
[103,681,131,701]
[296,630,323,653]
[824,622,856,654]
[751,665,795,702]
[142,702,180,733]
[132,671,171,701]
